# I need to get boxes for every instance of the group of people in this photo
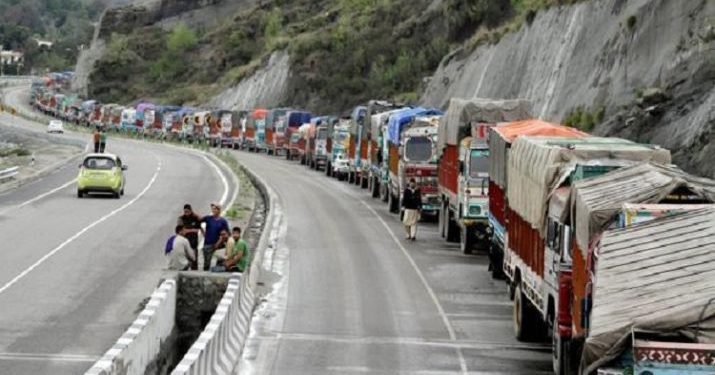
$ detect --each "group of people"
[166,202,251,273]
[92,128,108,153]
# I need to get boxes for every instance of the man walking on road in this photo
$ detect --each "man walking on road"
[99,130,107,153]
[201,202,230,271]
[177,204,202,270]
[401,178,422,241]
[92,128,100,153]
[167,225,196,271]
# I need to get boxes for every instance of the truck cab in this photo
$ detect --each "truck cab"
[455,139,492,250]
[398,116,441,216]
[327,120,351,179]
[120,108,137,132]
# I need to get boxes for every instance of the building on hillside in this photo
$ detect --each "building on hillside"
[0,50,24,64]
[33,39,53,49]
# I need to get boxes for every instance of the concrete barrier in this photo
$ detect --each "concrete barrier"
[171,276,254,375]
[85,278,177,375]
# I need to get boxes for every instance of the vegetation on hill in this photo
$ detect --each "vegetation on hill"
[88,0,573,113]
[0,0,105,73]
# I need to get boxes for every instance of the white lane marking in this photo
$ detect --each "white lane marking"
[202,155,229,207]
[0,352,99,363]
[360,200,469,375]
[0,178,75,216]
[0,160,162,295]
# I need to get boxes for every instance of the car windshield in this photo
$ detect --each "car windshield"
[84,157,116,170]
[470,149,489,178]
[405,137,432,162]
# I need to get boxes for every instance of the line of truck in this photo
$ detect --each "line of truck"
[31,73,715,375]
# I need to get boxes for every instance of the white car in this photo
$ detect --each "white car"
[48,120,64,134]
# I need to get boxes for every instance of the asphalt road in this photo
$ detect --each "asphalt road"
[0,87,238,375]
[234,151,552,374]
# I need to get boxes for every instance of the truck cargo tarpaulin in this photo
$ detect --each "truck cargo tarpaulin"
[582,207,715,374]
[507,137,671,235]
[437,98,532,156]
[387,107,442,145]
[489,120,587,190]
[569,162,715,258]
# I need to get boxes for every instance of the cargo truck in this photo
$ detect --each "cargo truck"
[487,120,587,278]
[134,103,155,134]
[437,98,533,254]
[561,162,715,374]
[282,111,312,160]
[383,107,443,216]
[294,123,311,163]
[218,110,244,149]
[247,108,267,152]
[502,136,671,374]
[326,119,351,179]
[360,101,404,189]
[582,207,715,375]
[266,108,290,155]
[367,108,407,198]
[120,107,137,132]
[346,106,367,184]
[314,117,337,171]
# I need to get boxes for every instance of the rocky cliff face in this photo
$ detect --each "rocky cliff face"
[72,0,255,96]
[207,51,290,111]
[421,0,715,177]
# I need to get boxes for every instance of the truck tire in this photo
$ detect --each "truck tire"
[348,172,355,184]
[513,283,540,342]
[552,316,568,375]
[460,226,474,255]
[361,176,368,189]
[489,241,505,280]
[446,212,459,243]
[371,177,380,198]
[388,193,399,213]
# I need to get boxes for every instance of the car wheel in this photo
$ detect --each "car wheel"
[114,191,121,199]
[120,188,124,196]
[77,190,84,198]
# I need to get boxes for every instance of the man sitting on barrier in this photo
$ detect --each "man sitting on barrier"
[167,225,196,271]
[212,226,250,273]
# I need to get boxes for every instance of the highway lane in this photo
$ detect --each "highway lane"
[234,151,552,374]
[0,93,238,374]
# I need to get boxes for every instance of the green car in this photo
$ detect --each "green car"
[77,153,127,198]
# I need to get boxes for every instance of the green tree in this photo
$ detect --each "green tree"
[167,24,198,52]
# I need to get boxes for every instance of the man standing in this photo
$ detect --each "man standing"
[200,202,230,270]
[92,128,100,153]
[167,225,196,271]
[177,204,202,270]
[99,130,107,153]
[401,178,422,241]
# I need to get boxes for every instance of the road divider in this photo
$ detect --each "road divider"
[0,166,18,181]
[85,278,177,375]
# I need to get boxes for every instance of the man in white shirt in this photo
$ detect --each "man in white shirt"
[167,225,196,271]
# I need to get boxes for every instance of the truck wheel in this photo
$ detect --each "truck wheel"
[489,242,505,280]
[514,283,540,342]
[361,176,368,189]
[371,177,380,198]
[460,226,474,255]
[380,184,388,202]
[326,163,332,177]
[552,316,568,375]
[388,193,399,213]
[446,213,459,243]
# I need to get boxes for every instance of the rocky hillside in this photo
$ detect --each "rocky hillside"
[421,0,715,178]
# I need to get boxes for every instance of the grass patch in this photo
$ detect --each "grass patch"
[564,105,606,132]
[0,147,31,157]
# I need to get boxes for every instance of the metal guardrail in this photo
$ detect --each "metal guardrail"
[0,166,19,182]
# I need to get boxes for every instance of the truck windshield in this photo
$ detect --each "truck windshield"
[334,132,348,142]
[317,128,328,140]
[469,149,489,178]
[405,137,432,162]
